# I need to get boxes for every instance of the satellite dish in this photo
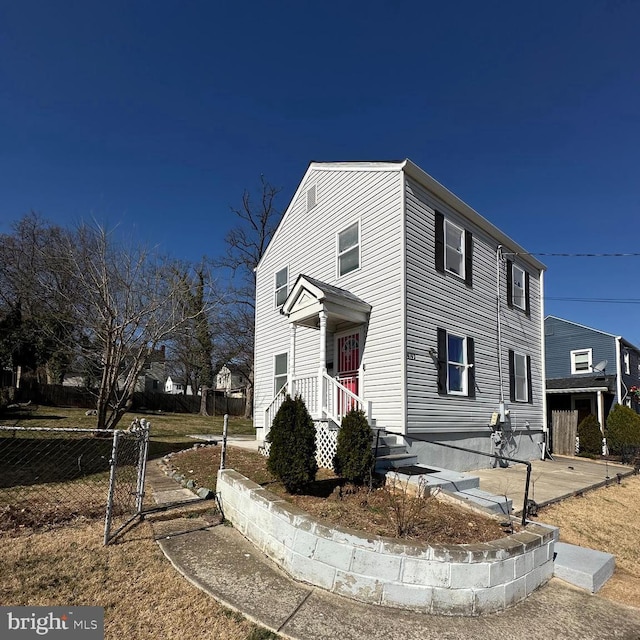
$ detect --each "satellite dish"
[593,360,608,373]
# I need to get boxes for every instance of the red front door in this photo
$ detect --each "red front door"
[337,332,360,409]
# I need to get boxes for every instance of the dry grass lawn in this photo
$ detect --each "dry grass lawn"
[0,519,273,640]
[538,475,640,609]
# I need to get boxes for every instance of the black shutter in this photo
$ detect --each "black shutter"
[508,349,515,402]
[467,336,475,398]
[464,231,473,287]
[525,272,531,317]
[526,355,533,404]
[506,260,513,308]
[435,211,445,273]
[437,328,447,395]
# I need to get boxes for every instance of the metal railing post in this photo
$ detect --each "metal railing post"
[522,462,532,527]
[135,420,150,514]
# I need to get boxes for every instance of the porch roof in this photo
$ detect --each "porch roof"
[546,375,616,394]
[281,274,371,329]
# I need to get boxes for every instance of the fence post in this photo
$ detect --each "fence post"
[104,429,121,546]
[135,420,150,513]
[220,414,229,471]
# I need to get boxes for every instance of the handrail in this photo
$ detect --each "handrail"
[322,372,371,425]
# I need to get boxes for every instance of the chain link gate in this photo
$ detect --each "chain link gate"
[0,420,149,544]
[103,418,150,544]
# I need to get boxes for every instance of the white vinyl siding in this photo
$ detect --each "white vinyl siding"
[404,175,543,434]
[512,264,526,310]
[254,166,404,435]
[274,267,288,307]
[444,219,465,278]
[571,348,592,374]
[337,221,360,277]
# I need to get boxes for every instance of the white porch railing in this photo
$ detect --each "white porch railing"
[263,373,372,435]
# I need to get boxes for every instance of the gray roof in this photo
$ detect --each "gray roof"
[546,375,616,392]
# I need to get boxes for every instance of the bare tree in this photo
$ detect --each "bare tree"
[53,224,218,430]
[218,176,283,418]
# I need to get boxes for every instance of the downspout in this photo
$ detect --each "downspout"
[496,246,506,412]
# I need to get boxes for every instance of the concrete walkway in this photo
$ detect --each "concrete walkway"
[145,449,640,640]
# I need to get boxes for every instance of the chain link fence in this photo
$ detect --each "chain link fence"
[0,422,149,543]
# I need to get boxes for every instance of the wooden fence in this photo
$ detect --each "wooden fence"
[12,382,246,416]
[551,409,578,456]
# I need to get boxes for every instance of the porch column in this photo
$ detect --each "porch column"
[597,389,605,437]
[318,309,327,417]
[288,323,296,392]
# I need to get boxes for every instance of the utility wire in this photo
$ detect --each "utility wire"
[545,297,640,304]
[508,251,640,258]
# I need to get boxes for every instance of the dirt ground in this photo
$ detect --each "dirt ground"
[170,445,513,543]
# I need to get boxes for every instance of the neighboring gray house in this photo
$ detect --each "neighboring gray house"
[545,316,640,430]
[254,160,546,471]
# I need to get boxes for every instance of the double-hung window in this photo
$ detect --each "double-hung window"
[437,328,475,397]
[445,220,464,278]
[571,348,592,374]
[435,212,473,286]
[509,350,532,403]
[275,267,288,307]
[338,221,360,277]
[273,353,288,395]
[506,260,530,315]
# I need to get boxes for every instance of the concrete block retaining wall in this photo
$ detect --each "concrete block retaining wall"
[217,469,557,616]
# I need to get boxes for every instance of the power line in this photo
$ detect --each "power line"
[545,297,640,304]
[517,252,640,258]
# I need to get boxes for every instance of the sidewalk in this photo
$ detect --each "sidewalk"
[145,453,640,640]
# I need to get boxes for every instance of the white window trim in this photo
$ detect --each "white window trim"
[624,351,630,375]
[274,266,288,309]
[444,218,465,280]
[513,351,528,402]
[571,348,593,374]
[337,220,361,278]
[273,352,288,395]
[512,264,526,311]
[447,333,467,395]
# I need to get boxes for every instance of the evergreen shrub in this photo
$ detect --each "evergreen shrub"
[333,408,373,485]
[266,395,317,493]
[576,414,602,457]
[606,404,640,456]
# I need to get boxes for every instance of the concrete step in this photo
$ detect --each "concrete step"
[553,542,615,593]
[447,487,513,516]
[374,443,409,457]
[381,465,480,493]
[374,453,418,470]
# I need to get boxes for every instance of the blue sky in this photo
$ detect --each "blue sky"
[1,1,639,344]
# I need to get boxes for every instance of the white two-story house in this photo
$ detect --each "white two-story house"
[254,160,546,471]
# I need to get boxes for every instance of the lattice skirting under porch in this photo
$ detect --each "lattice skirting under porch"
[259,420,338,470]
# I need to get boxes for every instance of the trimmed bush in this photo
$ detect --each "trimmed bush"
[333,408,374,485]
[266,395,317,494]
[606,404,640,456]
[577,414,602,457]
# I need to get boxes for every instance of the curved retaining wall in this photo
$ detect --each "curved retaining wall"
[217,469,557,616]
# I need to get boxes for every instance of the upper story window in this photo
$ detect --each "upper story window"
[571,348,592,374]
[275,267,288,307]
[437,328,475,397]
[435,211,473,286]
[506,260,530,315]
[445,220,465,278]
[338,221,360,277]
[624,351,630,375]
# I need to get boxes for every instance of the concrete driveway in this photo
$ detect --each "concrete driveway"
[472,455,634,515]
